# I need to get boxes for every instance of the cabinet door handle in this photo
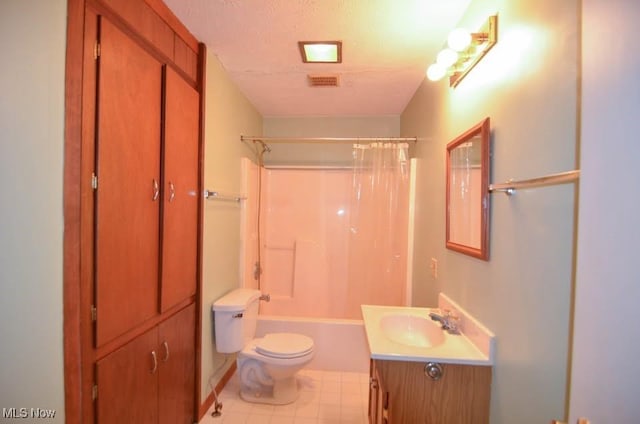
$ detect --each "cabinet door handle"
[150,350,158,373]
[369,378,379,390]
[161,341,170,362]
[152,179,160,201]
[424,362,443,380]
[168,181,175,203]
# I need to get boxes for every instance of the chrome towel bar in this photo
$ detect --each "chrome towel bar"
[489,170,580,196]
[203,190,246,202]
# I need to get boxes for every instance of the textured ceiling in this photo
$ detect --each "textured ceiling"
[164,0,471,116]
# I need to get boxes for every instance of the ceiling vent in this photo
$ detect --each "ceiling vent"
[307,74,340,87]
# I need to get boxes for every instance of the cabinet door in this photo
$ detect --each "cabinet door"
[158,304,196,424]
[160,66,199,311]
[369,360,389,424]
[94,17,162,345]
[369,360,383,423]
[96,328,159,424]
[376,360,491,424]
[369,360,378,423]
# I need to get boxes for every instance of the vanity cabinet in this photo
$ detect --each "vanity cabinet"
[368,359,492,424]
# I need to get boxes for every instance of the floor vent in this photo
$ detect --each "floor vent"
[307,74,340,87]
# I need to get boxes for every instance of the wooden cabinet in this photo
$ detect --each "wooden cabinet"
[96,329,158,424]
[157,304,196,424]
[70,1,203,423]
[368,359,492,424]
[160,66,199,312]
[94,18,199,346]
[369,360,387,424]
[95,16,163,346]
[96,304,195,424]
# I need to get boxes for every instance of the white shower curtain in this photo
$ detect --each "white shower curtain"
[345,142,410,318]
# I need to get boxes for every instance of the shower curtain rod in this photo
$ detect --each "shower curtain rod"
[264,165,354,170]
[240,135,417,144]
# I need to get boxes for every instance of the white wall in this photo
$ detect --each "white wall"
[200,51,263,403]
[569,1,640,422]
[401,1,578,423]
[0,0,67,421]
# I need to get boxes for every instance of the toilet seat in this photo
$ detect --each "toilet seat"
[255,333,314,359]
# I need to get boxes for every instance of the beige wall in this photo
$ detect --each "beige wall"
[0,0,67,421]
[401,1,578,423]
[262,116,400,165]
[200,51,263,402]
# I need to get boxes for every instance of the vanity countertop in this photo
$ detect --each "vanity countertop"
[361,294,495,365]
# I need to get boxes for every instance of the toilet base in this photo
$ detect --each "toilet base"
[239,376,299,405]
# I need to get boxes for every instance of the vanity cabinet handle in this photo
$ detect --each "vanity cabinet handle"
[424,362,443,380]
[369,378,379,390]
[382,392,390,424]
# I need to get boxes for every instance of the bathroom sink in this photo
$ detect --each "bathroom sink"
[379,314,445,348]
[361,303,495,364]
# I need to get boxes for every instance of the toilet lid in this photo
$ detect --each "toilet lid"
[255,333,314,359]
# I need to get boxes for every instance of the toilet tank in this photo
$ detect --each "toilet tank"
[212,288,261,353]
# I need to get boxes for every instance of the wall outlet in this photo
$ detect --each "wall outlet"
[430,258,438,279]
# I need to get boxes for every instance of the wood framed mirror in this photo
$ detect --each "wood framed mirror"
[446,118,490,260]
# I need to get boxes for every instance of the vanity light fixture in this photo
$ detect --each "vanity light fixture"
[298,41,342,63]
[426,15,498,87]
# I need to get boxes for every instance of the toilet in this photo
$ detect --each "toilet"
[212,288,315,405]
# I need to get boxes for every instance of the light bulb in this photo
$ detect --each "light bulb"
[448,28,472,51]
[426,63,446,81]
[436,48,458,68]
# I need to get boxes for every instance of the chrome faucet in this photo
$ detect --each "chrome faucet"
[429,309,460,334]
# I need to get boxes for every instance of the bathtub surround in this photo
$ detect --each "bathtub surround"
[401,1,577,423]
[253,161,409,319]
[257,167,355,318]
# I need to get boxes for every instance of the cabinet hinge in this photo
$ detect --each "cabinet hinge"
[94,42,100,59]
[91,173,98,190]
[92,384,98,401]
[91,305,97,322]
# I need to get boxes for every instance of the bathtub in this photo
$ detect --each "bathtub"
[255,315,370,373]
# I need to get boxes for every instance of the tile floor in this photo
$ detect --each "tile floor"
[199,369,370,424]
